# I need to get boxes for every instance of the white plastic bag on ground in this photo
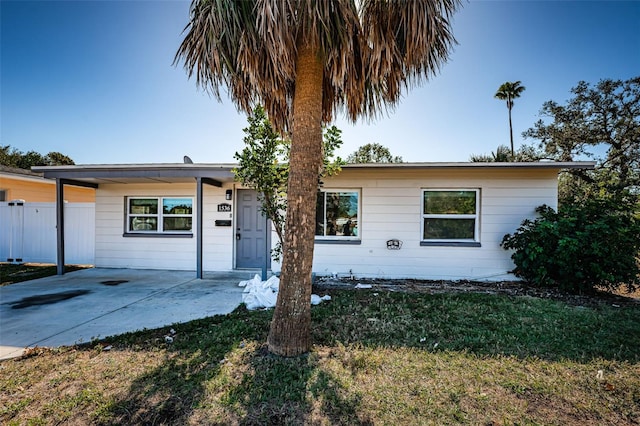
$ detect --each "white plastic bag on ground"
[239,274,261,290]
[242,288,278,310]
[311,294,332,305]
[240,275,330,310]
[241,274,278,310]
[263,275,280,291]
[354,283,372,289]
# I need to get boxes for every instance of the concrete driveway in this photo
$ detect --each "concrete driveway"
[0,268,251,360]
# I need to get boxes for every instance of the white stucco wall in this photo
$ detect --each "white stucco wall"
[273,168,559,281]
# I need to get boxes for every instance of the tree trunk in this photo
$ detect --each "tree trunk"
[267,42,323,357]
[508,104,514,158]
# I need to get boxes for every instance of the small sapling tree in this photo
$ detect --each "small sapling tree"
[234,106,344,260]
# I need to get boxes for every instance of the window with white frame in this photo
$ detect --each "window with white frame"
[315,190,360,239]
[422,189,479,242]
[127,197,193,233]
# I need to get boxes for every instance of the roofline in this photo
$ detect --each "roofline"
[32,163,237,180]
[0,171,53,184]
[340,161,596,170]
[1,165,46,177]
[31,161,596,182]
[32,163,237,172]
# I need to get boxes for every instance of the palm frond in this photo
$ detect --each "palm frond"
[495,81,526,106]
[175,0,461,132]
[358,0,460,119]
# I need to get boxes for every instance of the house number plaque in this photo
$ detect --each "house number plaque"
[217,203,232,212]
[386,239,403,250]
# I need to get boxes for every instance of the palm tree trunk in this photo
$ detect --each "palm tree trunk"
[267,41,323,357]
[508,105,514,158]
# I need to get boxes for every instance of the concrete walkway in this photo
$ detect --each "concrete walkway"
[0,268,252,360]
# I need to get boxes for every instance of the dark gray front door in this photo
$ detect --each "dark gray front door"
[236,190,271,269]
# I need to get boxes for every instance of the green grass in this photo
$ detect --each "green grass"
[1,288,638,425]
[0,263,89,286]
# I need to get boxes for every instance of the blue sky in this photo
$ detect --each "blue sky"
[1,0,639,165]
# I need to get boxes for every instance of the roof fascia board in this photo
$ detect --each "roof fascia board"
[32,161,596,180]
[33,167,234,180]
[340,161,596,170]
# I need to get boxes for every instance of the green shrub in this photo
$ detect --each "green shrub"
[501,199,640,294]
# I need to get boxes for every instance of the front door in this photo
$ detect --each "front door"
[235,190,271,269]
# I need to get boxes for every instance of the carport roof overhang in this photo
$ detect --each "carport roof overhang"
[31,163,237,186]
[31,163,238,278]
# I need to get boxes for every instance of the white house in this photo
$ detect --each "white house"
[33,161,594,281]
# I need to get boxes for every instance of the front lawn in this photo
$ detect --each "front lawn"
[1,286,638,425]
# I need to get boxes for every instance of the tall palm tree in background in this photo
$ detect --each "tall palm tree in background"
[175,0,460,356]
[495,81,526,157]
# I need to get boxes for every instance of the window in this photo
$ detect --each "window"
[0,190,6,202]
[315,190,360,240]
[422,189,479,244]
[127,197,193,234]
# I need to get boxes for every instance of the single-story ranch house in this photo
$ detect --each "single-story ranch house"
[33,161,594,280]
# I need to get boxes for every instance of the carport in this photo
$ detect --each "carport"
[32,164,237,278]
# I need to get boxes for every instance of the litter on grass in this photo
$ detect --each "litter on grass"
[354,283,373,289]
[239,274,331,310]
